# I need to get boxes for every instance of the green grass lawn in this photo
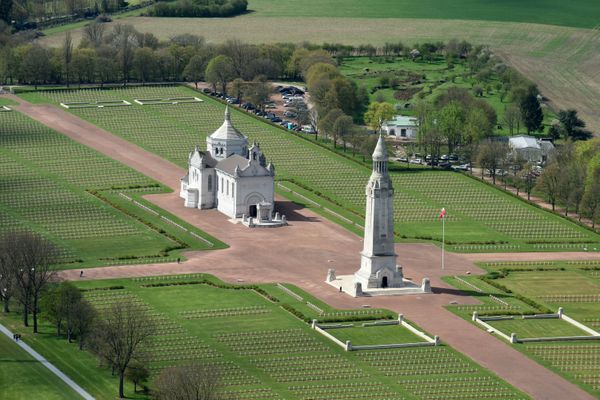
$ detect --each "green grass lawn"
[488,318,589,338]
[0,275,527,399]
[446,262,600,397]
[247,0,600,29]
[0,110,222,268]
[326,323,425,345]
[0,333,82,400]
[18,86,600,252]
[339,56,557,137]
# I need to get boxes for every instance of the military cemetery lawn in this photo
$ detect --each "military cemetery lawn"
[487,318,590,339]
[0,333,82,400]
[20,86,600,252]
[0,110,223,268]
[326,323,426,346]
[0,274,527,399]
[446,260,600,397]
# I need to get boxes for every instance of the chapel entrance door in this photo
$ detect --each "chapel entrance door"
[249,205,257,218]
[381,276,388,288]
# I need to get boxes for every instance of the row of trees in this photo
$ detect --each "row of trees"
[147,0,248,18]
[536,139,600,226]
[0,0,127,26]
[1,231,225,399]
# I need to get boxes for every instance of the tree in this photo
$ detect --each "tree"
[63,32,73,87]
[318,108,344,143]
[91,299,154,399]
[517,165,536,201]
[535,162,561,211]
[520,89,543,134]
[125,361,149,393]
[364,102,395,133]
[230,78,245,101]
[558,109,592,141]
[333,114,354,150]
[0,238,16,313]
[82,22,106,48]
[183,54,207,89]
[41,282,81,338]
[20,46,52,89]
[436,101,465,154]
[3,232,59,331]
[243,75,272,111]
[153,362,224,400]
[132,47,157,84]
[205,55,234,94]
[477,140,509,184]
[581,170,600,228]
[109,24,139,85]
[72,48,97,87]
[503,104,521,135]
[71,299,96,350]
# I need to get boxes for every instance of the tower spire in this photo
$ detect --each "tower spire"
[371,133,388,175]
[224,105,231,122]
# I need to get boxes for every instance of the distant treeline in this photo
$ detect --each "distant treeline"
[146,0,247,18]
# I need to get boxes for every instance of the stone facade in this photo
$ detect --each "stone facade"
[354,134,404,289]
[180,107,285,226]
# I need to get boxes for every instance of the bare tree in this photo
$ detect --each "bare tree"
[153,362,224,400]
[92,299,154,399]
[476,140,509,185]
[4,232,59,331]
[0,239,16,313]
[82,22,106,48]
[71,299,96,350]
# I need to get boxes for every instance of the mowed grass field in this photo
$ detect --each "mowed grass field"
[0,334,82,400]
[326,323,425,346]
[446,260,600,397]
[20,86,600,251]
[0,275,527,399]
[488,318,589,339]
[247,0,600,29]
[0,109,222,268]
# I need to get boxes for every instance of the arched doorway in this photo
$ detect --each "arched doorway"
[381,276,388,288]
[249,205,257,218]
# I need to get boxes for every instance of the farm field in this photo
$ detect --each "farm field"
[338,56,556,136]
[20,86,600,252]
[0,333,82,400]
[0,274,527,399]
[446,260,600,397]
[39,17,600,135]
[0,109,222,268]
[246,0,600,29]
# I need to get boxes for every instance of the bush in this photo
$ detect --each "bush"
[147,0,247,18]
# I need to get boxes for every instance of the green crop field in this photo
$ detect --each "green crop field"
[446,260,600,397]
[0,275,527,399]
[246,0,600,29]
[0,110,223,268]
[20,86,600,252]
[0,333,82,400]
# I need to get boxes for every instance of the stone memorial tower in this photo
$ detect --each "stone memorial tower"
[354,134,404,289]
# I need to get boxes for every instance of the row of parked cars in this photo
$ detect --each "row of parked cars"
[203,86,310,133]
[399,154,471,170]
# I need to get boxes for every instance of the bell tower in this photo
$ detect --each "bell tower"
[354,134,404,288]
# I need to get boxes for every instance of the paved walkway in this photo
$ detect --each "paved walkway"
[8,94,600,399]
[0,323,94,400]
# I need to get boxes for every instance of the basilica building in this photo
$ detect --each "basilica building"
[180,107,286,227]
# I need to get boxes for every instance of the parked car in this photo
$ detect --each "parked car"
[202,88,211,93]
[410,158,422,165]
[301,125,315,134]
[283,111,297,118]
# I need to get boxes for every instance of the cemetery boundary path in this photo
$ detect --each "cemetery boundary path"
[0,322,95,400]
[9,95,600,400]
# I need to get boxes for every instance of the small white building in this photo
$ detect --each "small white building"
[381,115,418,139]
[180,107,286,227]
[508,135,555,164]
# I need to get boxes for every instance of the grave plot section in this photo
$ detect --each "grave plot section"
[447,261,600,398]
[29,86,600,251]
[134,96,203,105]
[60,100,131,109]
[27,274,526,400]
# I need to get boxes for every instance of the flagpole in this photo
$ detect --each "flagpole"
[442,215,445,270]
